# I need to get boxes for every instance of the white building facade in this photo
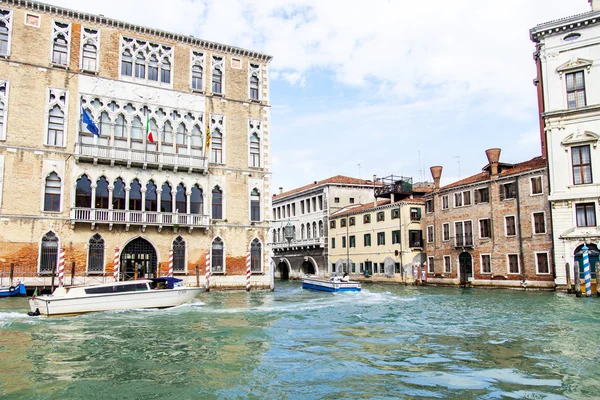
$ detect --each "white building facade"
[531,0,600,289]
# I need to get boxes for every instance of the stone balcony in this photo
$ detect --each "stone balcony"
[272,237,326,250]
[74,143,207,173]
[71,207,209,231]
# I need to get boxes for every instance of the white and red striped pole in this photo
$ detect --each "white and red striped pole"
[113,247,120,282]
[205,248,211,292]
[58,247,65,286]
[168,249,173,277]
[246,249,251,292]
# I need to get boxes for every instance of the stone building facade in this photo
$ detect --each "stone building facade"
[423,149,554,290]
[328,194,425,284]
[530,0,600,290]
[0,0,273,290]
[271,175,378,279]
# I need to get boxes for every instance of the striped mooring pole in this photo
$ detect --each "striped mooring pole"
[113,247,120,282]
[205,249,211,292]
[58,247,65,286]
[168,249,174,277]
[246,250,251,292]
[582,244,592,297]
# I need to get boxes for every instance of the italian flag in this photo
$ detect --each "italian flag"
[146,114,154,144]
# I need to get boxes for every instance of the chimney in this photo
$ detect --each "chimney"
[485,148,501,176]
[590,0,600,11]
[373,174,378,207]
[430,166,443,190]
[279,187,283,194]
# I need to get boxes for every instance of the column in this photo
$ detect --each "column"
[141,187,147,223]
[124,186,130,222]
[108,185,114,221]
[156,188,162,224]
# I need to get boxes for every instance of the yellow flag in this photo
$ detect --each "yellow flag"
[205,127,211,150]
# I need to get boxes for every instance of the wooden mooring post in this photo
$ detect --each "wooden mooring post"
[50,262,56,293]
[195,264,200,288]
[9,263,14,286]
[565,262,572,293]
[70,262,75,286]
[574,261,582,297]
[596,262,600,298]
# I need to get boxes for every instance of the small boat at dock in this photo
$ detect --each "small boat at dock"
[28,277,203,316]
[0,282,26,298]
[302,276,361,292]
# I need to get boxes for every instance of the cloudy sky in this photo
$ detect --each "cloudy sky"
[47,0,591,190]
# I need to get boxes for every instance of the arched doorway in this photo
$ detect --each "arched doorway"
[277,261,290,280]
[120,237,157,280]
[301,259,316,275]
[459,252,473,285]
[574,243,599,280]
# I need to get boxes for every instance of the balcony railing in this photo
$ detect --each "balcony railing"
[375,175,413,198]
[71,207,209,229]
[409,240,423,249]
[454,234,474,248]
[272,237,325,250]
[74,143,207,171]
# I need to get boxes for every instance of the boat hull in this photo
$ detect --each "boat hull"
[29,287,204,316]
[0,283,27,297]
[302,278,361,292]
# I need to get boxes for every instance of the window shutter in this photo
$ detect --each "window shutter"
[474,189,480,204]
[500,185,505,201]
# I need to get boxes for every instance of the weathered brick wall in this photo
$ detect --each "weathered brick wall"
[424,168,553,287]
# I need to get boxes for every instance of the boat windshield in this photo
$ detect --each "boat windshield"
[85,282,149,294]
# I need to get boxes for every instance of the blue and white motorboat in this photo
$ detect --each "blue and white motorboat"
[0,282,27,297]
[302,276,361,292]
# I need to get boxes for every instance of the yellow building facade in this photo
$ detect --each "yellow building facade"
[328,198,426,283]
[0,0,273,290]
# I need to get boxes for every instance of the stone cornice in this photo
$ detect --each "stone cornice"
[1,0,273,63]
[530,10,600,42]
[542,103,600,119]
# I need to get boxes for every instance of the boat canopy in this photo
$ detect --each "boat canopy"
[150,277,183,289]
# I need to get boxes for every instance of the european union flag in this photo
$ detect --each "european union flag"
[81,107,99,137]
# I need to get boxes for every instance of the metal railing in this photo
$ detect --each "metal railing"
[272,237,325,249]
[71,207,209,227]
[74,143,207,170]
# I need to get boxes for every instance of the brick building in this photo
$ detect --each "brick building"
[0,0,273,290]
[423,149,554,290]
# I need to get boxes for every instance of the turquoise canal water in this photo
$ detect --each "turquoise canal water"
[1,282,599,399]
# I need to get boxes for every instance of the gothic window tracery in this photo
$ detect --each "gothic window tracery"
[249,119,262,168]
[249,63,260,100]
[0,80,8,140]
[47,88,67,147]
[0,8,13,57]
[80,27,99,72]
[211,55,224,94]
[120,37,173,86]
[51,21,71,67]
[191,50,205,90]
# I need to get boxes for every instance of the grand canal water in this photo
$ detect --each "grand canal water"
[1,282,599,399]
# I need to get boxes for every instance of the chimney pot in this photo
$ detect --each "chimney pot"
[485,148,501,176]
[590,0,600,11]
[430,166,443,190]
[279,187,283,194]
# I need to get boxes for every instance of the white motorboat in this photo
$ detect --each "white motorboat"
[302,275,361,292]
[28,277,203,316]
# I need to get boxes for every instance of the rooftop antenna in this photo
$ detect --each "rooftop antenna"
[357,163,361,179]
[452,156,461,180]
[418,151,423,182]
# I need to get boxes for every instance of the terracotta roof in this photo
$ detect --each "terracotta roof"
[439,156,547,191]
[330,197,425,218]
[273,175,379,200]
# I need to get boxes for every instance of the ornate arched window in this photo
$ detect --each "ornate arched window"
[250,188,260,221]
[88,233,104,273]
[251,238,261,272]
[161,57,171,83]
[211,56,223,94]
[319,221,323,237]
[75,174,92,208]
[99,111,110,137]
[176,183,187,213]
[161,182,172,213]
[135,53,145,78]
[249,75,259,100]
[313,222,317,238]
[113,178,126,210]
[52,35,68,66]
[176,123,187,153]
[0,80,7,140]
[211,237,224,273]
[162,121,174,153]
[121,49,133,76]
[272,229,277,244]
[210,128,222,164]
[47,105,65,147]
[131,116,143,143]
[146,180,157,212]
[192,64,203,90]
[40,231,59,273]
[301,224,305,240]
[306,223,312,239]
[130,179,142,211]
[250,134,260,167]
[44,172,61,212]
[173,236,185,272]
[0,9,12,57]
[82,42,97,71]
[190,185,203,214]
[212,186,223,219]
[95,176,109,208]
